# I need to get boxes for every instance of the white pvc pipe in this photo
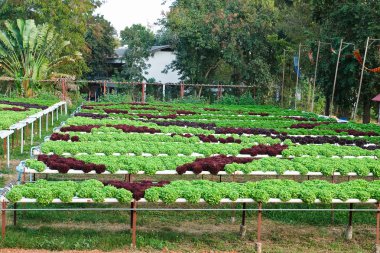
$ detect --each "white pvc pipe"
[31,122,34,145]
[39,117,42,139]
[7,197,379,205]
[20,127,24,154]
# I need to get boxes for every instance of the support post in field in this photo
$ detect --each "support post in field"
[240,203,247,238]
[180,83,185,99]
[345,203,353,240]
[231,174,236,223]
[256,202,263,253]
[131,201,137,248]
[141,82,146,103]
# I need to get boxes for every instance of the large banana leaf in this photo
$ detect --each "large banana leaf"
[0,19,79,97]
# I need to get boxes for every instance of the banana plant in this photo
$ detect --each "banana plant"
[0,19,81,97]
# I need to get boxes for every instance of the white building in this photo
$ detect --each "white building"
[109,45,181,83]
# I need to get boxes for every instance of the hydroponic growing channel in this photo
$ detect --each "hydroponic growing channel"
[4,102,380,252]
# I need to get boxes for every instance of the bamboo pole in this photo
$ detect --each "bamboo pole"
[353,37,370,120]
[330,39,344,116]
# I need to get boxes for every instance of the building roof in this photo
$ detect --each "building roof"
[112,45,173,59]
[372,94,380,102]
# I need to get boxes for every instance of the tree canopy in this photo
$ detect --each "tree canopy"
[120,24,155,81]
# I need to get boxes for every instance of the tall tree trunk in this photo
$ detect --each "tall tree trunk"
[362,93,371,124]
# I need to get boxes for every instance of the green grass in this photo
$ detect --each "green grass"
[0,204,376,252]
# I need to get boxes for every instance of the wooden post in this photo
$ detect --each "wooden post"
[311,41,321,112]
[141,82,146,103]
[345,203,353,240]
[331,175,336,225]
[240,203,247,238]
[256,202,263,253]
[131,201,137,248]
[330,39,344,116]
[353,37,370,120]
[1,201,6,239]
[180,83,185,99]
[103,80,106,95]
[217,85,222,99]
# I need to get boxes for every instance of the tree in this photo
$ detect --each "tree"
[163,0,282,102]
[309,0,380,122]
[84,15,117,79]
[0,19,81,97]
[0,0,103,77]
[120,24,155,81]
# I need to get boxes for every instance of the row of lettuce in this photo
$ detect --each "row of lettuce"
[6,179,380,205]
[21,103,380,176]
[11,102,380,205]
[0,98,59,131]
